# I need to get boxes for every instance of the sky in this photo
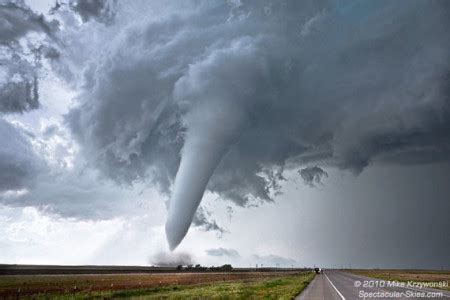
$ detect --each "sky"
[0,0,449,269]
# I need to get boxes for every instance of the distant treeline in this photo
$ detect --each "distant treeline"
[176,264,233,271]
[0,264,311,275]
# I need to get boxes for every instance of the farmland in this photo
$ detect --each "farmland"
[0,269,314,299]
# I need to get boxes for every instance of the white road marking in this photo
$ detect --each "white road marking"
[324,272,345,300]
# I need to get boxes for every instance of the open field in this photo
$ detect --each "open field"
[349,269,450,291]
[0,271,314,299]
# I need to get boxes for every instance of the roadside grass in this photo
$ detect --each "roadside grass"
[23,272,315,299]
[349,270,450,292]
[115,272,315,299]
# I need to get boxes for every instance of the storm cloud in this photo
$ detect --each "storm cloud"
[0,0,59,113]
[69,0,116,24]
[0,119,41,192]
[192,206,227,236]
[63,0,450,248]
[0,116,151,220]
[1,0,449,250]
[299,166,328,187]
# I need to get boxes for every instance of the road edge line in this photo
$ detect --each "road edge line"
[324,272,345,300]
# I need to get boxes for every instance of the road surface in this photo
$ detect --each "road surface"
[296,270,450,299]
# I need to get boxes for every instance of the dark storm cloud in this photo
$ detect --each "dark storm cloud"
[206,247,240,258]
[192,206,226,236]
[299,166,328,187]
[69,0,116,24]
[68,0,450,202]
[0,119,41,192]
[64,1,450,246]
[0,0,59,113]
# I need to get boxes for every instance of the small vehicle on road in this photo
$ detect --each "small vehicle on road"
[314,267,322,274]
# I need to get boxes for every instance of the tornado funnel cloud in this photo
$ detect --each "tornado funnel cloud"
[165,102,244,250]
[165,135,229,250]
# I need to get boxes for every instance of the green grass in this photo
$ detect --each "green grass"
[26,272,315,299]
[117,272,315,299]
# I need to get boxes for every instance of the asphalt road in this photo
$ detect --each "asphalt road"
[296,270,450,300]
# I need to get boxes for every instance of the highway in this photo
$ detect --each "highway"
[296,270,450,299]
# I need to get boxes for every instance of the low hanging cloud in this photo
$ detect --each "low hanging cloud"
[192,206,227,237]
[206,248,240,259]
[63,1,450,249]
[299,166,328,187]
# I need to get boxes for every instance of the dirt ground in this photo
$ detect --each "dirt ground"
[0,271,299,298]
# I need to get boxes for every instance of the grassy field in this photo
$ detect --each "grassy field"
[349,269,450,291]
[0,271,315,299]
